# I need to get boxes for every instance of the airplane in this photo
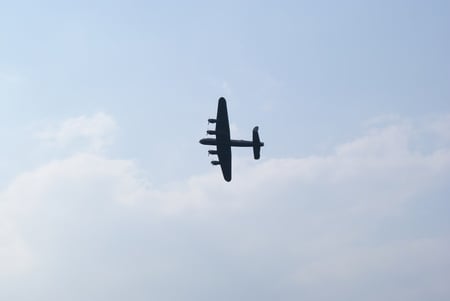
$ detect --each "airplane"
[199,97,264,182]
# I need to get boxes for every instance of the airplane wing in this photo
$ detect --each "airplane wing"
[215,97,232,181]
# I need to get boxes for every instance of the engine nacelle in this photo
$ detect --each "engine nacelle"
[208,118,217,124]
[207,130,216,135]
[211,161,220,166]
[208,150,218,155]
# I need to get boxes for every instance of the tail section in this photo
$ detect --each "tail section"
[252,126,264,159]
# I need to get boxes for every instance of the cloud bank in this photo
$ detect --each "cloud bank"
[1,113,450,301]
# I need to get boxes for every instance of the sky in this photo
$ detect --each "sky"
[1,1,450,300]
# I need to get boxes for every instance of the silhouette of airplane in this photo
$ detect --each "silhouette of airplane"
[199,97,264,182]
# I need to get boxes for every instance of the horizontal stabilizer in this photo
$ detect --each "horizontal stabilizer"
[252,126,264,160]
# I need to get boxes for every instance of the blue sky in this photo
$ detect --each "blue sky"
[1,1,450,300]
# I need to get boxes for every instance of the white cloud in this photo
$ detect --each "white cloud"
[1,114,450,300]
[0,219,33,275]
[36,112,117,152]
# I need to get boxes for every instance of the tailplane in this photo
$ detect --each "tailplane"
[252,126,264,159]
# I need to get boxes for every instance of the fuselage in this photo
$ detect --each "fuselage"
[199,138,254,147]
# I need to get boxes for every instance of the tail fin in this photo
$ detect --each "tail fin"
[252,126,264,160]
